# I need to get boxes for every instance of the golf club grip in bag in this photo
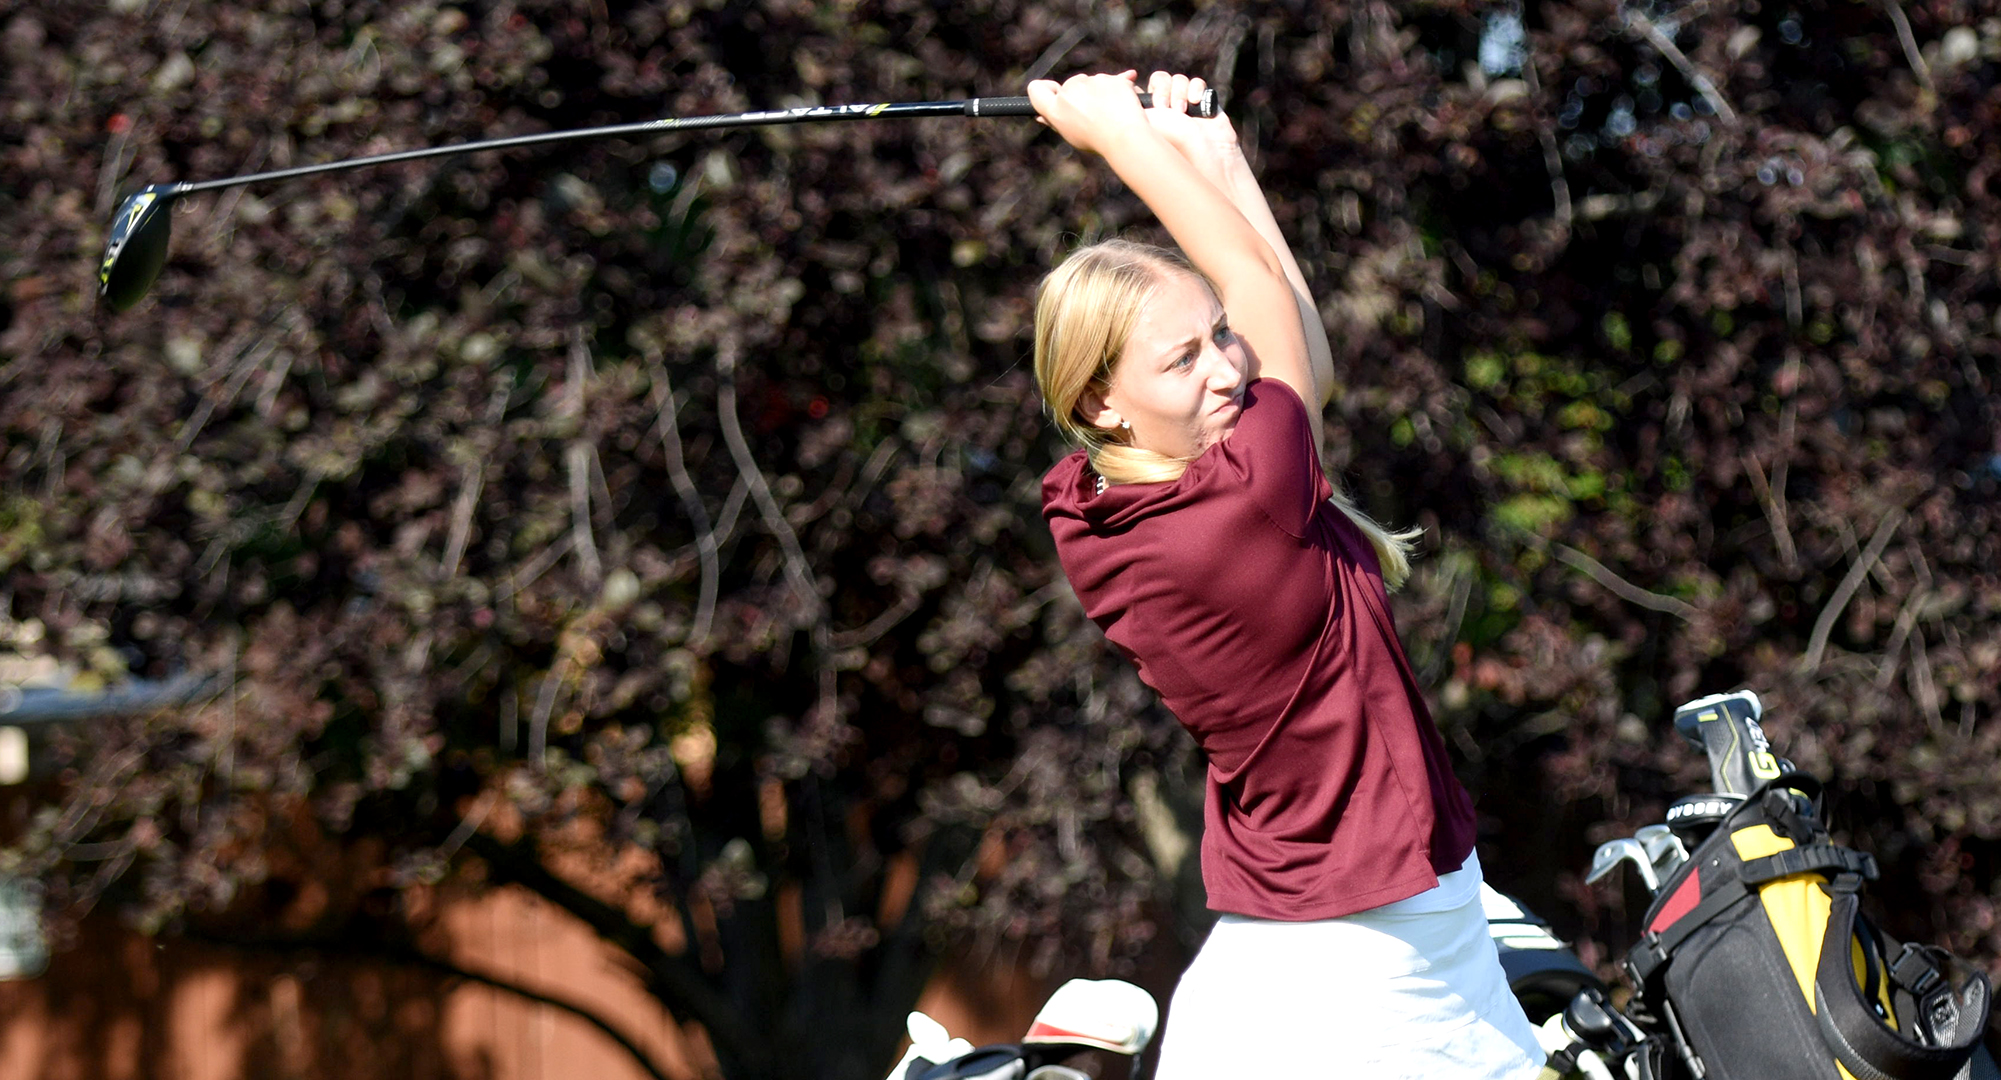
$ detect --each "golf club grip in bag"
[966,88,1220,118]
[1625,773,1992,1080]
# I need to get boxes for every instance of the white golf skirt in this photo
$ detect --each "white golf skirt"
[1153,853,1546,1080]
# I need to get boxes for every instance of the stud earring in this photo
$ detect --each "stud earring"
[1120,419,1131,430]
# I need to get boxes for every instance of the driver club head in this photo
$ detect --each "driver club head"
[1585,837,1661,892]
[99,184,179,312]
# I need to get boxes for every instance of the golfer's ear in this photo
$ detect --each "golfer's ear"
[1078,387,1122,432]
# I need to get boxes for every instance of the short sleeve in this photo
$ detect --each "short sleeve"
[1201,379,1330,537]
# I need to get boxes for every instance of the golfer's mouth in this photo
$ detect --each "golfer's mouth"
[1208,400,1243,440]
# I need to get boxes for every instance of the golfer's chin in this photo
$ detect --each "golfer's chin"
[1192,412,1241,454]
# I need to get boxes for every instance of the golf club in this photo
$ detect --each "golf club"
[1634,823,1690,884]
[98,88,1220,312]
[1585,837,1660,893]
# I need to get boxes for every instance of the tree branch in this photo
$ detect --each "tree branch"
[1022,24,1087,84]
[568,441,603,588]
[1521,45,1573,252]
[1623,7,1736,125]
[1741,450,1799,573]
[464,831,771,1079]
[829,589,923,651]
[567,329,604,588]
[713,335,841,729]
[527,669,561,771]
[1874,585,1926,689]
[182,928,677,1080]
[714,336,822,627]
[647,360,721,646]
[441,373,514,581]
[1879,0,1936,96]
[1799,507,1905,675]
[1908,620,1944,735]
[1551,544,1700,622]
[495,533,576,602]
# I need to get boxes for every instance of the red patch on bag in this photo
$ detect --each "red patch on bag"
[1648,870,1703,934]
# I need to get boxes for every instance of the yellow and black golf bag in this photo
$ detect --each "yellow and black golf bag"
[1624,766,1992,1080]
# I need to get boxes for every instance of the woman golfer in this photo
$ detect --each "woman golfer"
[1028,71,1546,1078]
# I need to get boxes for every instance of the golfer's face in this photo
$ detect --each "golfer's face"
[1106,272,1248,459]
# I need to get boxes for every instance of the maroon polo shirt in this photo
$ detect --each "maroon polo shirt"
[1042,379,1476,920]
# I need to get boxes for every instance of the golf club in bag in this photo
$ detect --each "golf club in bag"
[1556,690,1999,1080]
[96,88,1217,312]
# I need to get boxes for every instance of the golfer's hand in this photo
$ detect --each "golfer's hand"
[1141,71,1239,180]
[1028,71,1150,157]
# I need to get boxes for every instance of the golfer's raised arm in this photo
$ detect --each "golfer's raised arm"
[1140,71,1334,412]
[1029,72,1319,450]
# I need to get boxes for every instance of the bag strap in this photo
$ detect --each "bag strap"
[1628,879,1756,986]
[1631,843,1881,987]
[1813,879,1991,1080]
[1738,844,1879,885]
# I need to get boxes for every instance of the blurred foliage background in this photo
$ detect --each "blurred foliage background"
[1,0,1998,1076]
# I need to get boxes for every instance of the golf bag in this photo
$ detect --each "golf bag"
[1582,691,1995,1080]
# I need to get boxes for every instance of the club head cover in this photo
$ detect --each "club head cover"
[1022,979,1159,1056]
[884,1011,974,1080]
[1671,689,1780,797]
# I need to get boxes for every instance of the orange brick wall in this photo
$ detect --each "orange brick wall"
[0,886,1074,1080]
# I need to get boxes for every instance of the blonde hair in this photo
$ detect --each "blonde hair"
[1033,238,1420,588]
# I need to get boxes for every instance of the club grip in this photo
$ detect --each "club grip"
[1164,88,1222,119]
[965,87,1221,119]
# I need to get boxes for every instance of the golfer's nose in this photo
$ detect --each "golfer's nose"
[1205,349,1243,393]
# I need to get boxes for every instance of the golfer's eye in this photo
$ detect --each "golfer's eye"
[1213,323,1233,345]
[1172,348,1197,370]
